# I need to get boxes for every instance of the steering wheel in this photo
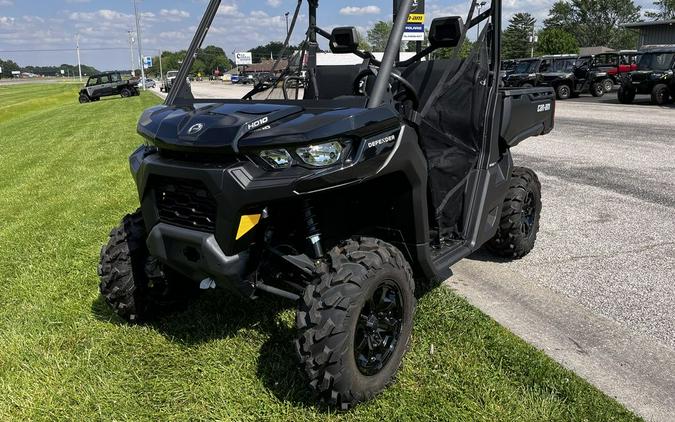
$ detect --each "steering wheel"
[352,66,420,111]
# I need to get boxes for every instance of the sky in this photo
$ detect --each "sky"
[0,0,658,71]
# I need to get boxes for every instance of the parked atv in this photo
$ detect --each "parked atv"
[540,55,607,100]
[98,0,555,409]
[503,58,543,88]
[78,72,139,103]
[590,51,640,93]
[618,46,675,105]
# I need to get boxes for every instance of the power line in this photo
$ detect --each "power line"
[0,47,132,53]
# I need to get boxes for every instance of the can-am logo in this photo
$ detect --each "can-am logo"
[247,117,269,131]
[187,123,204,135]
[368,134,396,149]
[537,103,551,113]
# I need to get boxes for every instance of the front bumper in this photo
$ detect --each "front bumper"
[147,223,248,285]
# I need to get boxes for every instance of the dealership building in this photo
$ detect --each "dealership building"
[623,19,675,49]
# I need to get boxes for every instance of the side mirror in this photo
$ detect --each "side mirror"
[429,17,464,49]
[330,27,360,54]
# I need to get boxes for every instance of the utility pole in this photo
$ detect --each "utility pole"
[76,34,83,82]
[476,1,486,39]
[285,12,290,36]
[128,31,136,77]
[529,25,538,58]
[133,0,146,90]
[159,50,163,80]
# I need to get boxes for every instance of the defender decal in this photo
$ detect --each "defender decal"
[368,134,396,149]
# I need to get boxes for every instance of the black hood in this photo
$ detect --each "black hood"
[137,101,400,154]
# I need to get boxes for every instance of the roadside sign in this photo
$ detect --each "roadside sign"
[401,0,426,41]
[403,23,425,41]
[143,56,152,69]
[60,69,65,75]
[235,52,253,66]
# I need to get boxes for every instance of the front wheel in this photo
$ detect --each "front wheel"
[556,84,571,100]
[488,167,542,259]
[120,88,132,98]
[591,82,605,97]
[79,94,90,104]
[602,78,614,93]
[296,238,416,410]
[98,210,195,322]
[618,86,636,104]
[651,84,670,105]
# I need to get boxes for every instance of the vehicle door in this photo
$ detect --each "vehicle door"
[96,74,113,96]
[108,73,122,94]
[87,76,103,97]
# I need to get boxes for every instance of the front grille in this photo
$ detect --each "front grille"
[153,177,217,232]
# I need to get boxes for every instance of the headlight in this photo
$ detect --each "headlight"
[260,149,292,169]
[296,141,343,167]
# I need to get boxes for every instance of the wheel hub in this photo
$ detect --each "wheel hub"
[354,282,404,376]
[520,192,536,237]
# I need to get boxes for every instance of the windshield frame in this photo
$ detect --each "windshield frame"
[165,0,499,110]
[638,52,675,71]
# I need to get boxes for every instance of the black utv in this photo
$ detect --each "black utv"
[98,0,555,409]
[79,72,139,103]
[541,55,608,99]
[503,58,542,87]
[618,46,675,105]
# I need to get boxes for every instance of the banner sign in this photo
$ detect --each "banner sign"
[235,52,253,66]
[143,56,153,69]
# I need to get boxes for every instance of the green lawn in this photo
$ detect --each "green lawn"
[0,83,640,421]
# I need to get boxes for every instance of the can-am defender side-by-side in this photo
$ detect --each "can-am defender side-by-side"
[618,46,675,105]
[78,72,140,103]
[98,0,555,409]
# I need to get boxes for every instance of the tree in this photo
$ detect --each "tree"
[357,30,372,51]
[646,0,675,19]
[0,59,20,78]
[542,0,641,50]
[544,1,577,33]
[502,13,536,60]
[249,41,296,63]
[536,28,580,55]
[146,46,232,78]
[368,21,393,52]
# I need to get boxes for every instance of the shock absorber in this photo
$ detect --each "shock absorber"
[303,199,324,259]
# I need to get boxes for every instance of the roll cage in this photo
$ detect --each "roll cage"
[165,0,501,110]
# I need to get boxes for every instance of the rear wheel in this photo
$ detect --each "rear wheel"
[591,82,605,97]
[296,238,415,410]
[98,210,195,322]
[556,84,571,100]
[618,85,636,104]
[521,83,534,88]
[488,167,542,259]
[651,84,669,105]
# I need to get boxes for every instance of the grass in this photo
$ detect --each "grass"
[0,83,640,421]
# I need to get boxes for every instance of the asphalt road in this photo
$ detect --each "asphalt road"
[496,98,675,346]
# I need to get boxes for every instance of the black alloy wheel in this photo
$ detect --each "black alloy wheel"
[520,191,537,240]
[354,281,404,376]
